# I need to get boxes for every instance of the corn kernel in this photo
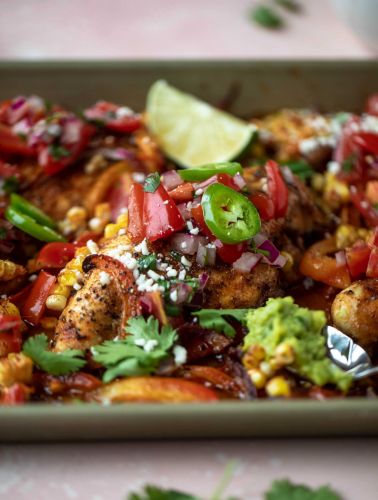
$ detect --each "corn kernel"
[259,361,273,376]
[248,368,267,389]
[40,317,58,330]
[274,342,295,366]
[311,173,325,192]
[243,344,266,369]
[266,376,291,398]
[66,206,87,225]
[104,211,129,239]
[46,294,67,312]
[281,251,294,272]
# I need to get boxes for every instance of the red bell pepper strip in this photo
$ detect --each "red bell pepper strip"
[169,182,194,202]
[0,123,35,157]
[346,242,371,279]
[144,184,185,242]
[127,183,146,243]
[265,160,289,218]
[36,242,76,269]
[249,192,275,221]
[22,270,56,325]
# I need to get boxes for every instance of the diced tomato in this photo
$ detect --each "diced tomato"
[144,184,185,242]
[249,191,275,221]
[39,123,95,176]
[365,180,378,205]
[350,187,378,228]
[366,246,378,278]
[265,160,289,218]
[300,238,351,289]
[1,383,28,405]
[84,101,141,134]
[346,242,371,279]
[108,172,132,221]
[0,314,23,356]
[22,270,56,325]
[191,204,213,237]
[216,173,240,191]
[365,94,378,116]
[127,183,146,243]
[0,123,35,157]
[37,242,76,269]
[169,182,194,202]
[0,160,20,179]
[214,239,247,264]
[352,132,378,156]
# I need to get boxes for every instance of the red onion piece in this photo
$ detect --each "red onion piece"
[233,252,261,273]
[198,272,209,290]
[177,203,191,221]
[100,147,136,161]
[61,120,82,144]
[233,172,246,190]
[272,254,287,268]
[173,282,192,304]
[11,119,32,137]
[8,100,29,125]
[161,170,183,191]
[11,96,26,111]
[194,175,218,191]
[335,250,347,267]
[27,95,45,114]
[253,233,267,247]
[170,233,206,255]
[258,239,280,263]
[196,242,216,267]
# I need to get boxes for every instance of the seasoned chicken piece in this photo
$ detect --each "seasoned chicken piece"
[332,279,378,349]
[54,237,141,352]
[203,262,280,309]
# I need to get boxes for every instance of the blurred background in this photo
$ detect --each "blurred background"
[0,0,377,60]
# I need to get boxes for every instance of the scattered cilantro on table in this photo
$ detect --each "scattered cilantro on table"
[250,5,283,29]
[192,309,248,337]
[22,334,86,375]
[91,316,178,382]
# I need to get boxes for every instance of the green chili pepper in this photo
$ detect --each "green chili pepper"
[5,206,65,242]
[201,184,261,244]
[10,193,56,229]
[178,162,242,182]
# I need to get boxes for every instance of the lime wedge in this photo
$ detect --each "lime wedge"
[146,80,256,168]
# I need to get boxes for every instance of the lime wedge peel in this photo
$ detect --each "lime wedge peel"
[146,80,257,169]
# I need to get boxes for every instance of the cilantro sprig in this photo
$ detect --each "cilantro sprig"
[92,316,178,382]
[23,334,86,375]
[129,485,199,500]
[192,309,248,337]
[144,172,161,193]
[49,144,71,160]
[137,253,157,271]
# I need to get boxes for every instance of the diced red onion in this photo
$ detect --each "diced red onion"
[233,252,261,273]
[335,250,347,267]
[11,119,32,137]
[233,172,246,189]
[8,99,29,125]
[170,233,206,255]
[38,148,49,167]
[177,203,191,221]
[272,254,287,268]
[174,282,192,304]
[27,95,45,114]
[11,96,26,111]
[61,120,82,144]
[100,147,136,161]
[281,165,295,184]
[161,170,183,191]
[194,175,218,191]
[253,233,268,247]
[198,272,209,290]
[258,239,280,264]
[196,242,216,267]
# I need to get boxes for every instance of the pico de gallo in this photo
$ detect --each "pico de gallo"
[0,84,377,406]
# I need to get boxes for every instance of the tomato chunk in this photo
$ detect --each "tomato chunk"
[37,242,76,269]
[249,192,275,221]
[346,242,371,279]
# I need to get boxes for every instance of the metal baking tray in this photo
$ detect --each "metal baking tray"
[0,60,377,441]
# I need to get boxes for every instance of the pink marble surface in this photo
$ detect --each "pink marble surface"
[0,0,374,60]
[1,2,377,499]
[1,438,377,499]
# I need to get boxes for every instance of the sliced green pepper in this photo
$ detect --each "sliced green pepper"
[5,206,65,243]
[178,162,242,182]
[10,193,56,229]
[201,183,261,244]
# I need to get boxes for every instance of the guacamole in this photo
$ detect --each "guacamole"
[243,297,352,391]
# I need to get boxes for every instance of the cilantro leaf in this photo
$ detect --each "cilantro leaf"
[23,334,86,375]
[128,485,200,500]
[144,172,161,193]
[283,160,314,181]
[265,480,342,500]
[92,316,178,382]
[341,155,356,173]
[274,0,301,13]
[0,228,7,240]
[192,309,248,337]
[251,5,283,29]
[137,253,157,271]
[3,176,19,194]
[49,144,71,160]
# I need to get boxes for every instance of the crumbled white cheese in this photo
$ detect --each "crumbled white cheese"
[166,268,178,278]
[99,271,112,286]
[327,161,341,174]
[170,289,178,302]
[299,135,337,155]
[180,256,191,268]
[87,239,99,254]
[173,345,187,365]
[144,339,158,352]
[118,228,126,236]
[189,226,199,235]
[195,188,203,196]
[134,238,149,256]
[88,217,102,231]
[132,172,146,183]
[73,283,82,291]
[28,274,38,282]
[135,338,146,347]
[116,106,134,118]
[178,269,186,280]
[147,269,161,281]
